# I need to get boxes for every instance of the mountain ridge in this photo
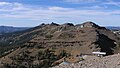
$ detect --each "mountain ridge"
[0,21,120,68]
[0,26,30,34]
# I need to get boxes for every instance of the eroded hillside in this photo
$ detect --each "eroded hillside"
[0,21,120,68]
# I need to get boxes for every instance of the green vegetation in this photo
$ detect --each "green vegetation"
[2,49,70,68]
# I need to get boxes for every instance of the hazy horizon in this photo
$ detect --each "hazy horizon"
[0,0,120,27]
[0,22,120,27]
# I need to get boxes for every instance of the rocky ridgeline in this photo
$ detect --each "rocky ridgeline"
[53,54,120,68]
[0,21,120,68]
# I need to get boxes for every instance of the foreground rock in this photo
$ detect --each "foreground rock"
[53,54,120,68]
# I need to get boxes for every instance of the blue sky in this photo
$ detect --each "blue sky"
[0,0,120,27]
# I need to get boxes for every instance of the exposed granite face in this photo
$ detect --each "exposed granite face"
[53,54,120,68]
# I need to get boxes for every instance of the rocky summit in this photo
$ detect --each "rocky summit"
[53,54,120,68]
[0,21,120,68]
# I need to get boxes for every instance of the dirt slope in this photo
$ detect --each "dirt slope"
[0,21,120,67]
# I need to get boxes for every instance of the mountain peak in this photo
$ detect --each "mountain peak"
[81,21,100,28]
[51,22,59,26]
[84,21,94,24]
[63,23,74,26]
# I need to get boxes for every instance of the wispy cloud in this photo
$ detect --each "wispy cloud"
[0,1,120,26]
[48,6,73,11]
[0,2,30,12]
[104,0,120,7]
[0,2,119,18]
[83,5,107,9]
[0,2,11,6]
[0,6,103,19]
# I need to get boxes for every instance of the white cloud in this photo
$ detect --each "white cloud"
[1,6,119,20]
[84,5,107,9]
[0,2,30,11]
[105,0,120,7]
[0,1,120,24]
[48,6,73,11]
[0,2,11,6]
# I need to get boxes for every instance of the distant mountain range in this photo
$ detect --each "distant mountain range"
[0,25,119,35]
[0,26,30,34]
[106,26,120,30]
